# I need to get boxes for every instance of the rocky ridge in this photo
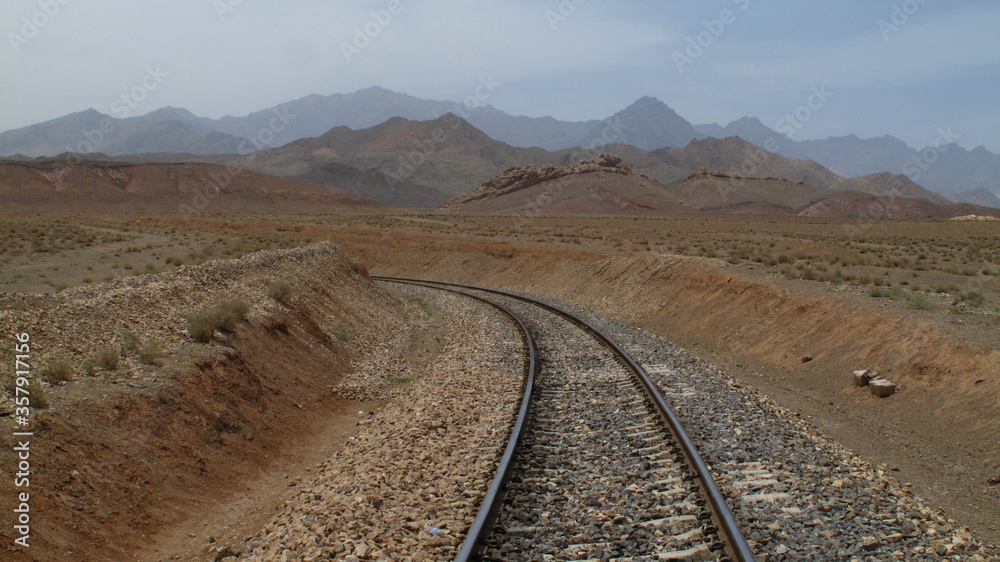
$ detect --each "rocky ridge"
[441,153,645,209]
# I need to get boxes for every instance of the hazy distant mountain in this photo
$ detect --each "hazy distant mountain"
[4,86,1000,199]
[654,137,844,190]
[210,87,457,147]
[0,109,245,157]
[7,113,985,215]
[0,109,110,157]
[102,120,244,155]
[951,187,1000,209]
[695,118,1000,196]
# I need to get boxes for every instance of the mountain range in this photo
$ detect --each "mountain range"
[4,113,997,220]
[2,87,998,203]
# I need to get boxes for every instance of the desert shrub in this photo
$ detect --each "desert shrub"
[957,291,986,308]
[26,380,48,409]
[187,310,217,342]
[267,282,294,305]
[81,360,97,376]
[777,264,797,279]
[869,287,890,298]
[0,367,15,395]
[335,328,356,342]
[186,299,250,342]
[216,299,250,330]
[907,294,935,310]
[120,331,140,353]
[934,283,960,294]
[165,256,184,266]
[97,346,120,370]
[41,358,73,382]
[140,339,163,365]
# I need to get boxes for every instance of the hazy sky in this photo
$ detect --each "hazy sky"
[3,0,999,151]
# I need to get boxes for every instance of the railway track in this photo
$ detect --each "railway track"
[375,278,753,561]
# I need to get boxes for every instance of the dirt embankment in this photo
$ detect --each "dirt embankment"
[0,243,404,561]
[329,228,1000,542]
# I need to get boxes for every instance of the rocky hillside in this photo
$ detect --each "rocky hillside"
[0,160,386,213]
[440,154,687,214]
[443,157,1000,219]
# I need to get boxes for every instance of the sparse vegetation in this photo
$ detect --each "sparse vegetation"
[400,295,435,316]
[907,293,935,310]
[120,331,140,353]
[140,339,163,365]
[41,358,73,382]
[25,380,48,409]
[0,369,45,407]
[956,291,986,308]
[97,346,121,370]
[335,328,356,342]
[186,299,251,342]
[0,367,16,395]
[268,281,294,305]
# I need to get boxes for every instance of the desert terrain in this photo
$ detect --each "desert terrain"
[0,205,998,559]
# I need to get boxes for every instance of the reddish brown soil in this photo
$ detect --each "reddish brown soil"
[0,307,367,561]
[0,161,387,213]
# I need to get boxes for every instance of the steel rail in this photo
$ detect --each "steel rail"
[375,278,537,561]
[375,276,755,562]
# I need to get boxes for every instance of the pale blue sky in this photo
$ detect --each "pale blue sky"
[2,0,998,151]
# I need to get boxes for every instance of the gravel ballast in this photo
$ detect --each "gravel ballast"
[240,285,525,561]
[478,286,999,561]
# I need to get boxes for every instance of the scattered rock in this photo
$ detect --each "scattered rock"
[860,537,880,550]
[853,369,873,387]
[870,379,897,398]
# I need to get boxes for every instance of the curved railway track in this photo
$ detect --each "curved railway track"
[375,277,754,562]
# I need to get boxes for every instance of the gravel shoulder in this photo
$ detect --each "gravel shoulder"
[239,284,526,561]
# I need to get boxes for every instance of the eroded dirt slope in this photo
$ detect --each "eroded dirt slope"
[0,243,404,561]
